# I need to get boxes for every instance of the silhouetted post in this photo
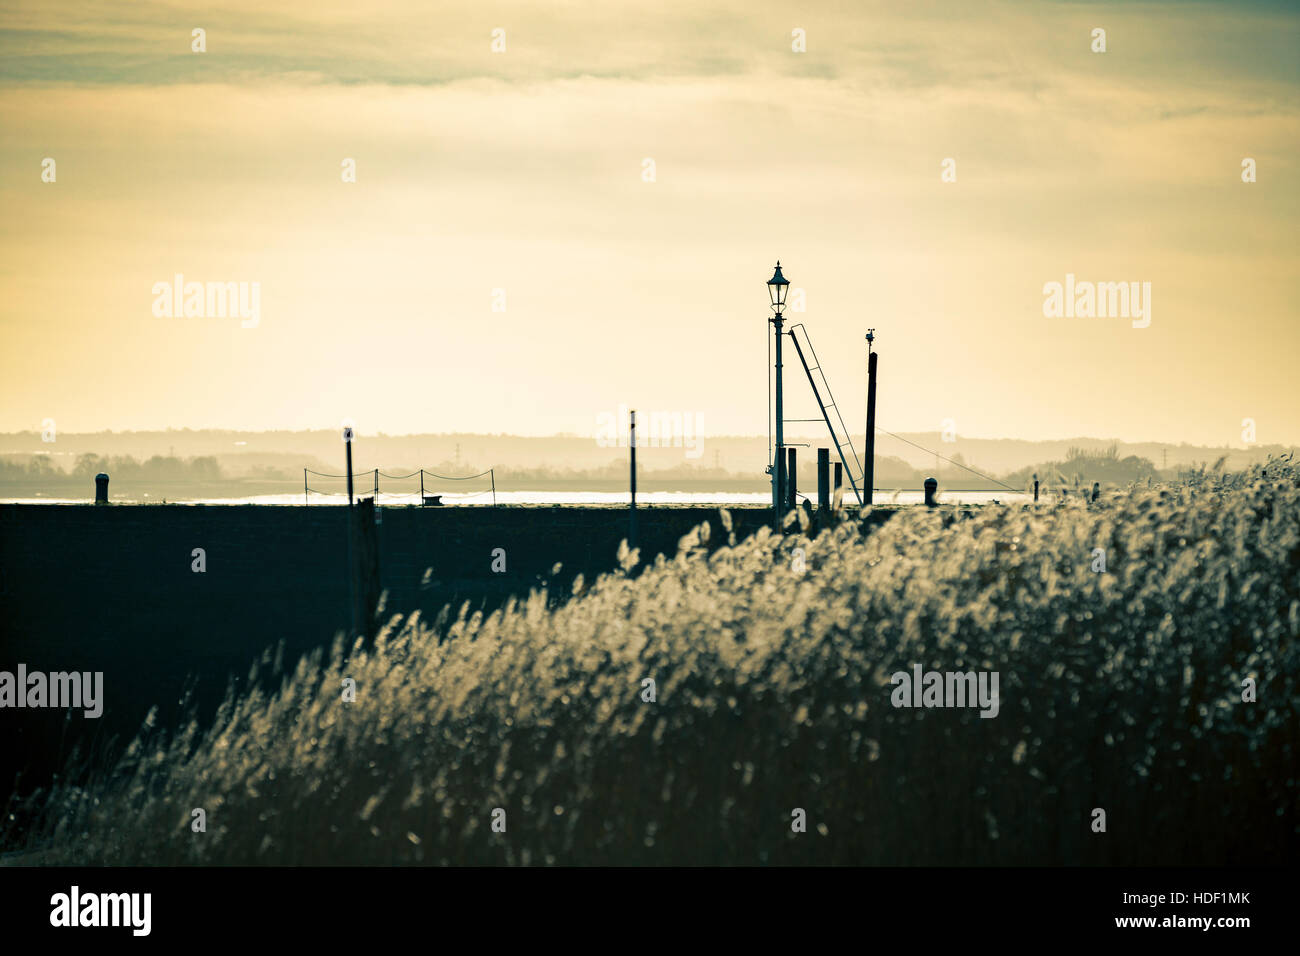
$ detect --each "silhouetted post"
[373,468,379,502]
[629,409,638,549]
[1033,473,1039,503]
[776,450,786,526]
[817,447,830,512]
[344,428,355,507]
[94,472,109,505]
[924,476,938,507]
[1091,481,1100,502]
[350,497,381,643]
[303,468,308,506]
[767,261,790,531]
[343,426,356,639]
[865,349,878,505]
[786,447,797,513]
[833,461,843,509]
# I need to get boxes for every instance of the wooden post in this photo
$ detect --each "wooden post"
[303,468,308,506]
[1033,473,1039,503]
[1091,481,1100,502]
[350,497,382,643]
[786,447,797,513]
[343,426,356,638]
[833,461,843,510]
[344,431,355,507]
[817,447,830,512]
[629,409,638,549]
[373,468,379,503]
[776,448,787,530]
[865,350,878,505]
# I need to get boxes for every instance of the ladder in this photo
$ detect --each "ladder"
[786,323,865,506]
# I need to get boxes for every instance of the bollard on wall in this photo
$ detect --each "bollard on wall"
[94,472,109,505]
[1091,481,1100,502]
[923,476,938,507]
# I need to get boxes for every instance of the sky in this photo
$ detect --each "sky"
[1,0,1297,447]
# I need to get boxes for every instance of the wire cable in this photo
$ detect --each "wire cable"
[873,427,1021,492]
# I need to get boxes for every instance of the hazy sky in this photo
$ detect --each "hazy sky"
[1,0,1296,446]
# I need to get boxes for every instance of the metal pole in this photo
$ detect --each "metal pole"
[344,429,356,639]
[373,467,378,503]
[346,439,354,507]
[304,468,308,506]
[772,313,785,530]
[629,409,638,549]
[865,350,878,507]
[420,469,424,503]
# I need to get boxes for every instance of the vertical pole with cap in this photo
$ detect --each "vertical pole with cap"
[865,348,878,507]
[344,427,356,639]
[629,409,638,550]
[345,431,354,507]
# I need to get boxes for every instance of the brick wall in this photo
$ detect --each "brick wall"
[0,502,802,794]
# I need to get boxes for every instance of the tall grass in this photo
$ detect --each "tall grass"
[6,461,1297,864]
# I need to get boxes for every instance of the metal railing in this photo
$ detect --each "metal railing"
[303,468,496,506]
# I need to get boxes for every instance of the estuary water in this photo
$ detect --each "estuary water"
[2,490,1027,506]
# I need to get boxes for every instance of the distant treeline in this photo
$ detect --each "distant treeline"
[1004,445,1161,488]
[0,454,222,481]
[1,447,1175,489]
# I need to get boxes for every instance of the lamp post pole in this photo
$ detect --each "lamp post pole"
[772,311,785,528]
[767,261,790,531]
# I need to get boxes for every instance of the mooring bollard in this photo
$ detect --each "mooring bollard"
[816,448,830,512]
[94,472,109,505]
[924,476,938,507]
[1091,481,1100,502]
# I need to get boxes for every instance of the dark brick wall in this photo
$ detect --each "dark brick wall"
[0,503,788,795]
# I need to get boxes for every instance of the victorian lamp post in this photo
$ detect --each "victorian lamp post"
[767,261,790,529]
